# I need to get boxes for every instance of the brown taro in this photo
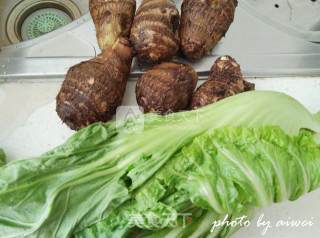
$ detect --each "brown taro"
[130,0,180,64]
[180,0,238,61]
[90,0,136,50]
[191,56,255,109]
[56,38,133,130]
[136,62,198,114]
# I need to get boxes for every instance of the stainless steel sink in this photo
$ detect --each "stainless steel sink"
[0,0,320,79]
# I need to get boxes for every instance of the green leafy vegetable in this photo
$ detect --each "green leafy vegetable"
[315,111,320,123]
[77,127,320,238]
[0,149,6,166]
[0,91,319,238]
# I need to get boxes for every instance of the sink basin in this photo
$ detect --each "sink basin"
[0,0,320,79]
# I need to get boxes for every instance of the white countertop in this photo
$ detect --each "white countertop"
[0,77,320,238]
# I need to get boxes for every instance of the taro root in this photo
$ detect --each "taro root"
[136,62,198,114]
[130,0,180,64]
[180,0,238,61]
[89,0,136,50]
[56,38,133,130]
[191,56,255,109]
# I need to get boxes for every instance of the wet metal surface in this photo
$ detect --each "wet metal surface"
[0,0,320,79]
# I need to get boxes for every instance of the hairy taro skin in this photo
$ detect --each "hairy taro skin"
[136,62,198,114]
[180,0,238,61]
[89,0,136,50]
[191,56,255,109]
[56,38,133,130]
[130,0,180,64]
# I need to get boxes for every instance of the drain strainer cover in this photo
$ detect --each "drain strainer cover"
[21,8,72,41]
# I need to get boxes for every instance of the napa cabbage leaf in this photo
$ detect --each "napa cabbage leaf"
[0,91,319,238]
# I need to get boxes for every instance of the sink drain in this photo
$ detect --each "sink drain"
[3,0,85,45]
[21,8,72,41]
